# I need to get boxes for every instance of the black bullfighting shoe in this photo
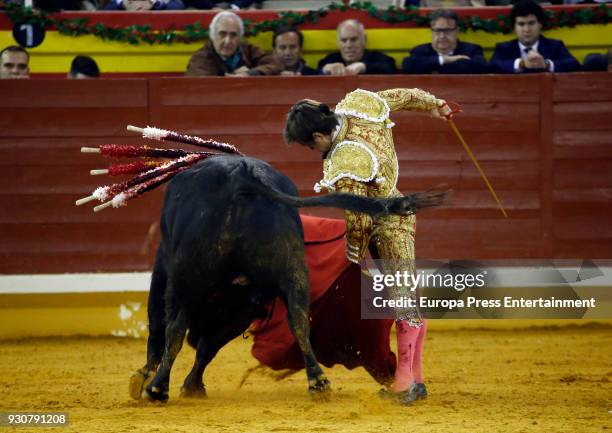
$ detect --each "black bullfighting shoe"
[378,382,419,405]
[416,382,428,399]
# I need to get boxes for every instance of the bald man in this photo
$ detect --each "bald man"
[0,46,29,79]
[317,19,396,75]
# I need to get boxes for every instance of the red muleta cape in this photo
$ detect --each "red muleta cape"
[250,215,396,385]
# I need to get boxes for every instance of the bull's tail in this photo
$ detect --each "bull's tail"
[246,180,450,217]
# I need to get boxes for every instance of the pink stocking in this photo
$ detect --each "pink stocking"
[390,320,419,392]
[413,319,427,384]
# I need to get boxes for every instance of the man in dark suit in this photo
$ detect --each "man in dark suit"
[273,26,317,76]
[490,0,581,74]
[402,9,486,74]
[318,19,396,75]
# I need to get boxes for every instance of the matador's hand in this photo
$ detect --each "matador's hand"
[430,99,452,120]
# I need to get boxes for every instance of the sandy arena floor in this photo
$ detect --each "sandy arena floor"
[1,323,610,433]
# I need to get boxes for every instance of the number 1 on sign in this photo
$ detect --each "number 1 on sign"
[19,24,33,47]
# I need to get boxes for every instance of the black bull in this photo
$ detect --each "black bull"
[130,155,446,402]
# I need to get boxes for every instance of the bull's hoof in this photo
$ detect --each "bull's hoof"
[143,385,169,403]
[129,368,155,400]
[180,385,207,399]
[378,382,420,406]
[308,376,331,402]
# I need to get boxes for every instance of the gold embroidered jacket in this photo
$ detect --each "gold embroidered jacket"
[314,88,440,263]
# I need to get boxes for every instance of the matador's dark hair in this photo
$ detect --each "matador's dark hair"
[284,100,339,147]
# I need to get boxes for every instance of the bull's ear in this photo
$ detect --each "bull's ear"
[390,196,421,216]
[401,201,415,214]
[398,199,416,215]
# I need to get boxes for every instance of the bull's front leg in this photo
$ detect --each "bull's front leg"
[283,276,331,400]
[143,309,187,403]
[180,337,208,398]
[129,251,167,400]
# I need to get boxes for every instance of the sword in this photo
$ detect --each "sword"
[446,103,508,218]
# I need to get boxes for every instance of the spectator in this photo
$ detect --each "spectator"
[582,48,611,72]
[582,53,606,72]
[186,10,283,76]
[402,9,486,74]
[422,0,484,5]
[317,19,396,75]
[273,26,316,76]
[489,0,581,73]
[36,0,94,10]
[0,45,29,79]
[68,55,100,79]
[181,0,262,9]
[226,0,261,8]
[393,0,484,5]
[104,0,184,11]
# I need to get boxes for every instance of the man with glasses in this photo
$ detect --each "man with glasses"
[0,46,29,79]
[490,0,580,74]
[402,10,486,75]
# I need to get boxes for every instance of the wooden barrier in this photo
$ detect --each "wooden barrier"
[0,73,610,274]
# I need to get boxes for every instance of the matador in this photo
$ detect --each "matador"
[284,87,451,404]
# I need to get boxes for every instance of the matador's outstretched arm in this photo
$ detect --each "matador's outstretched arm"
[377,88,448,117]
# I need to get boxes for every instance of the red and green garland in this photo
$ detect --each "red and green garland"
[1,0,609,46]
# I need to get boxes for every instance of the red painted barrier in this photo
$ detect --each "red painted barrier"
[0,74,610,274]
